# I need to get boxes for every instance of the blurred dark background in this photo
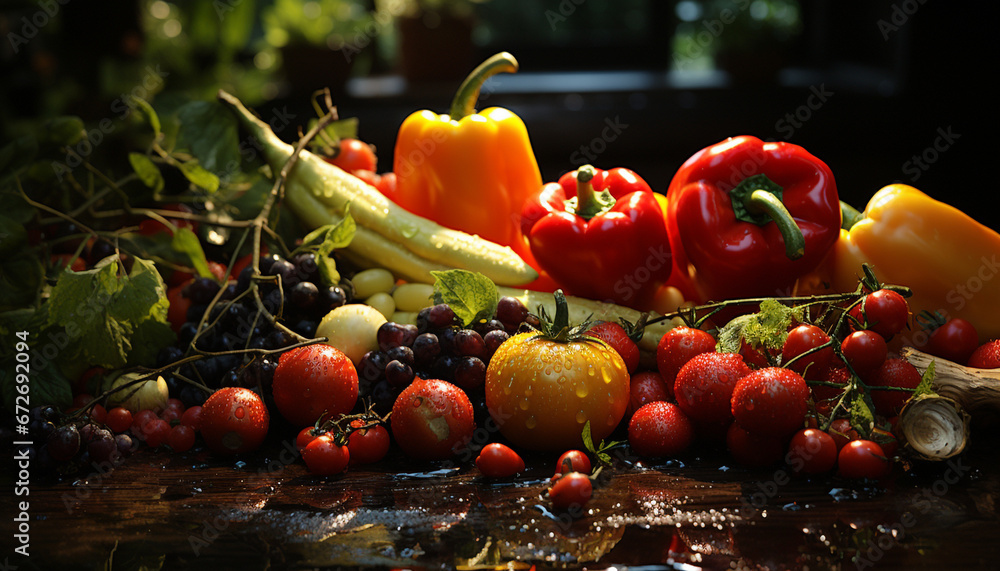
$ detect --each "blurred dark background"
[1,0,994,227]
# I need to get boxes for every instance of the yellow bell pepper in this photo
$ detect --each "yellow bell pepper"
[391,52,542,267]
[807,184,1000,344]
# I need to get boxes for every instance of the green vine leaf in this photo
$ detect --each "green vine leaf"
[431,269,498,328]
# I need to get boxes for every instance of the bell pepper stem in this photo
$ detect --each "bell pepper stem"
[572,165,616,220]
[449,52,519,120]
[840,200,864,230]
[746,189,806,259]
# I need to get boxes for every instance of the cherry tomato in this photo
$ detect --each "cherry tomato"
[166,424,196,452]
[628,371,671,416]
[787,428,837,475]
[857,289,909,340]
[106,407,134,434]
[782,324,834,379]
[325,138,377,173]
[475,442,525,478]
[656,326,717,391]
[296,426,323,451]
[731,367,809,438]
[302,433,350,475]
[485,331,630,452]
[347,420,390,465]
[50,253,87,272]
[840,330,887,375]
[926,318,978,365]
[837,439,889,479]
[827,418,859,451]
[867,357,922,417]
[585,321,640,374]
[166,279,193,334]
[628,401,694,458]
[376,172,397,198]
[180,405,203,431]
[555,449,592,476]
[548,472,593,511]
[144,419,171,448]
[272,344,359,427]
[391,378,475,460]
[812,363,850,403]
[674,352,750,428]
[199,387,270,455]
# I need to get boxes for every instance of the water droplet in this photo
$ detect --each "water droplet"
[503,386,511,395]
[525,416,537,429]
[519,399,530,411]
[524,388,533,398]
[235,406,245,419]
[576,411,587,424]
[575,384,589,398]
[606,414,616,426]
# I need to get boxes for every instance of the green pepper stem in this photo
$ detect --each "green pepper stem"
[746,189,806,259]
[448,52,519,120]
[840,200,864,230]
[572,165,616,220]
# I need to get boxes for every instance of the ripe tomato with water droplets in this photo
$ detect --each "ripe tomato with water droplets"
[272,344,359,427]
[485,331,630,452]
[390,378,475,461]
[200,387,269,455]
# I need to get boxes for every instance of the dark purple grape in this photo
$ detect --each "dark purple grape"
[432,354,458,382]
[186,303,208,323]
[385,360,415,387]
[386,345,414,366]
[454,329,485,358]
[483,329,510,357]
[187,277,222,305]
[291,319,317,338]
[319,285,347,312]
[236,265,254,293]
[115,434,136,458]
[415,307,432,332]
[178,322,199,346]
[369,380,398,415]
[263,288,285,315]
[219,282,239,301]
[377,322,419,351]
[221,368,241,387]
[357,350,389,383]
[438,327,457,354]
[292,252,319,283]
[46,425,81,462]
[157,345,185,368]
[88,239,116,264]
[29,419,55,441]
[427,304,457,329]
[474,319,505,335]
[240,357,278,392]
[453,356,486,391]
[290,281,319,309]
[178,385,208,407]
[265,329,294,350]
[87,428,118,464]
[520,314,542,332]
[412,333,441,366]
[496,296,528,330]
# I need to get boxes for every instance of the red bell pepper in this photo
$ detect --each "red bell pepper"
[665,135,841,304]
[521,165,672,309]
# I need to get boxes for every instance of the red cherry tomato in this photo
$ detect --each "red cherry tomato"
[199,387,270,455]
[725,422,785,468]
[926,318,980,365]
[827,418,859,451]
[347,420,391,465]
[858,289,909,340]
[180,405,203,431]
[867,357,922,417]
[628,401,694,458]
[475,443,525,478]
[272,344,359,427]
[166,424,196,452]
[782,324,834,379]
[548,472,593,511]
[628,371,671,416]
[391,378,475,461]
[325,138,377,173]
[555,449,592,476]
[840,330,888,375]
[837,439,889,479]
[106,407,134,434]
[302,433,350,475]
[787,428,837,475]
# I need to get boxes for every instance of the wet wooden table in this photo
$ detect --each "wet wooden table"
[5,433,1000,571]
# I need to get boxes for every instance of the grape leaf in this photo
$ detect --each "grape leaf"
[179,160,220,193]
[173,100,240,174]
[431,270,499,327]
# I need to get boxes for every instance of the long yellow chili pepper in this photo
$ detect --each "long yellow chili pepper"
[804,184,1000,344]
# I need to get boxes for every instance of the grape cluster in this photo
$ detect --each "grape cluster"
[3,405,137,481]
[161,251,353,407]
[357,296,536,415]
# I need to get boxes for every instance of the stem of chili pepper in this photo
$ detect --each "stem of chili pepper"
[745,189,806,259]
[449,52,519,120]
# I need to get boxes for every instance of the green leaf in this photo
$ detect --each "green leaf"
[912,360,937,399]
[431,270,499,327]
[316,209,356,257]
[45,256,173,369]
[170,227,213,279]
[581,420,596,454]
[173,101,240,174]
[130,97,162,138]
[128,153,165,193]
[716,299,802,355]
[179,160,220,193]
[850,393,875,436]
